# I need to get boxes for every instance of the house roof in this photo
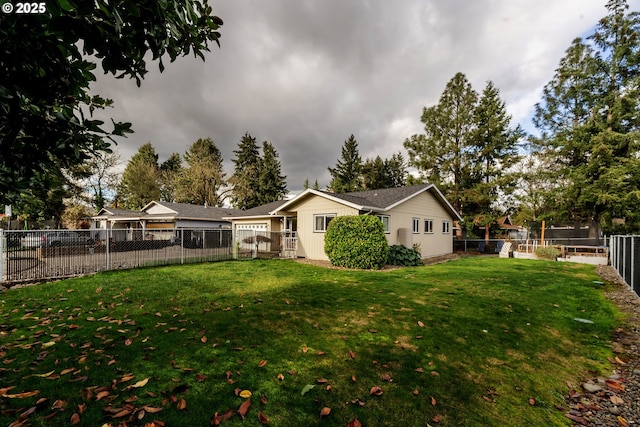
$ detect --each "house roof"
[227,184,462,221]
[142,201,241,220]
[228,200,289,218]
[93,201,241,223]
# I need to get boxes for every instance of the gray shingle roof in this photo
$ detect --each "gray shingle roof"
[231,200,289,217]
[150,201,241,220]
[322,184,432,209]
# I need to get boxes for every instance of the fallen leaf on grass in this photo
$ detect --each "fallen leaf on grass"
[258,360,267,368]
[301,384,315,396]
[529,398,536,406]
[239,390,252,398]
[261,394,268,405]
[370,386,383,396]
[417,321,425,327]
[238,399,251,419]
[126,378,150,390]
[177,399,186,410]
[431,396,436,406]
[432,414,443,423]
[316,378,328,384]
[349,350,356,359]
[2,390,40,399]
[258,411,270,424]
[211,409,234,425]
[277,373,284,381]
[348,420,363,427]
[70,412,81,424]
[320,407,331,418]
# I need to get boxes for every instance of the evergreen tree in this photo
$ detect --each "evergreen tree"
[328,135,363,193]
[312,179,321,190]
[118,143,161,210]
[469,81,524,238]
[258,141,288,204]
[404,72,478,213]
[384,153,407,188]
[303,178,310,190]
[361,156,387,190]
[176,138,227,206]
[533,0,640,232]
[159,152,182,203]
[229,132,262,209]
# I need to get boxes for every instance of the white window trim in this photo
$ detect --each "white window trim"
[412,217,420,234]
[442,220,451,234]
[376,215,390,234]
[313,213,336,232]
[424,219,434,234]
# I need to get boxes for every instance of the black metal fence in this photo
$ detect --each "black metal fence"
[609,235,640,297]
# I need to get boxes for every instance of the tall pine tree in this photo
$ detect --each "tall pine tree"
[533,0,640,233]
[229,132,262,209]
[258,141,288,204]
[328,135,363,193]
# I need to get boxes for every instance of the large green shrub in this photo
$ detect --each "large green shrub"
[324,215,390,269]
[387,245,423,266]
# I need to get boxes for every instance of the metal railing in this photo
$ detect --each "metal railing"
[609,235,640,297]
[0,228,239,285]
[0,228,299,286]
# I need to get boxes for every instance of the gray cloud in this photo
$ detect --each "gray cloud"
[90,0,623,191]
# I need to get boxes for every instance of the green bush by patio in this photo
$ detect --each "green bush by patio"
[387,244,423,266]
[324,215,389,269]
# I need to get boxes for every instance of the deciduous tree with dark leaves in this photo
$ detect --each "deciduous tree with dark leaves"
[0,0,223,204]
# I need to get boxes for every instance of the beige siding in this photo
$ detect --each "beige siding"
[291,197,359,260]
[385,191,454,258]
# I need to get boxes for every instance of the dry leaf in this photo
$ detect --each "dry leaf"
[432,414,443,423]
[415,367,424,373]
[615,356,627,365]
[2,390,40,399]
[320,407,331,418]
[126,378,150,390]
[349,350,356,359]
[370,386,383,396]
[177,399,186,410]
[238,399,251,419]
[96,391,110,401]
[351,375,357,382]
[412,389,419,396]
[70,412,81,424]
[606,379,625,392]
[302,346,308,353]
[258,360,267,368]
[201,336,207,343]
[618,416,629,427]
[611,395,624,405]
[417,321,425,327]
[261,394,268,405]
[277,373,284,381]
[348,420,363,427]
[431,396,437,406]
[529,398,536,406]
[258,411,270,424]
[316,378,328,384]
[212,409,234,425]
[239,390,252,398]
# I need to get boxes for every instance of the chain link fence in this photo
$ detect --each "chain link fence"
[0,228,240,285]
[609,235,640,297]
[0,228,299,286]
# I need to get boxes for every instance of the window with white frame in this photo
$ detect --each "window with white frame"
[442,220,451,234]
[314,214,336,232]
[424,219,434,234]
[412,218,420,234]
[375,215,390,233]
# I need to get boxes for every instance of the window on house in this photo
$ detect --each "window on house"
[442,221,451,234]
[314,214,336,232]
[424,219,434,234]
[376,215,390,233]
[412,218,420,234]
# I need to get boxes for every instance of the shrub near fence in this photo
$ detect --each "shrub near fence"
[610,235,640,297]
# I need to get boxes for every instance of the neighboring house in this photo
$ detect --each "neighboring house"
[226,184,462,261]
[91,202,241,241]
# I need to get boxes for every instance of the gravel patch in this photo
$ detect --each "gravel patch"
[564,265,640,426]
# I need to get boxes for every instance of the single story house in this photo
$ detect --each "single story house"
[226,184,462,261]
[91,201,241,241]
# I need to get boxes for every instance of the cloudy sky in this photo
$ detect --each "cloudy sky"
[90,0,636,192]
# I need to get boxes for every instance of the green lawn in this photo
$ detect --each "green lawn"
[0,257,620,426]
